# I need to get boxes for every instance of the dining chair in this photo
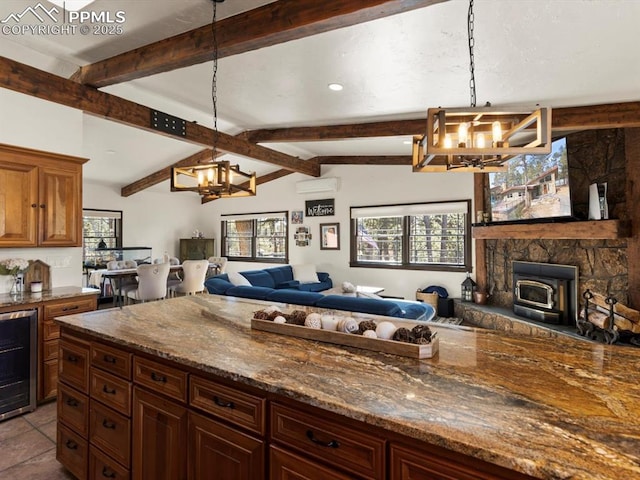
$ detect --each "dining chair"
[105,260,138,303]
[126,262,170,304]
[169,259,209,297]
[207,256,228,276]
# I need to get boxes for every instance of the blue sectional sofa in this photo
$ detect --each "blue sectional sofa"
[204,265,435,321]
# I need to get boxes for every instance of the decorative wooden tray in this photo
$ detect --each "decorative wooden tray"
[251,318,439,359]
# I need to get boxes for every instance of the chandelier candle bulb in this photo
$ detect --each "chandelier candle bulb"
[444,134,453,149]
[492,121,502,144]
[458,122,468,147]
[476,133,486,148]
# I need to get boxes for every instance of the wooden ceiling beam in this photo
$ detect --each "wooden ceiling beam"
[243,102,640,143]
[0,56,319,178]
[317,156,411,165]
[71,0,449,88]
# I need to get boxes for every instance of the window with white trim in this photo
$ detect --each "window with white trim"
[350,200,471,271]
[221,211,288,263]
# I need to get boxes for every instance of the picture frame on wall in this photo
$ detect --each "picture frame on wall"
[320,223,340,250]
[291,210,303,224]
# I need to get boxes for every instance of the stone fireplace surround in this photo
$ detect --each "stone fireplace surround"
[477,129,629,326]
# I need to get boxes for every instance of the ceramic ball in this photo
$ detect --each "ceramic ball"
[273,315,287,324]
[375,321,397,340]
[321,315,339,331]
[304,314,322,329]
[362,330,377,339]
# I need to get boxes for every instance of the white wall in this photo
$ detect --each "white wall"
[0,89,85,293]
[199,165,477,300]
[0,89,204,293]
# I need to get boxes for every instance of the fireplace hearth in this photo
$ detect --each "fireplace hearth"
[512,261,578,325]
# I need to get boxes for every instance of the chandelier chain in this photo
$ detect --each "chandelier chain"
[467,0,476,108]
[211,0,219,158]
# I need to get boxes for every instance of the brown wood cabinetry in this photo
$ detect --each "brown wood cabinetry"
[179,238,215,262]
[57,329,535,480]
[0,143,87,248]
[41,295,97,401]
[132,386,187,480]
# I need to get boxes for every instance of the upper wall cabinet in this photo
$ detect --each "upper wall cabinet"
[0,143,87,248]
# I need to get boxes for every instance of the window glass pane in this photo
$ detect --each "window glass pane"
[356,217,402,263]
[82,211,121,266]
[409,213,466,265]
[222,213,288,261]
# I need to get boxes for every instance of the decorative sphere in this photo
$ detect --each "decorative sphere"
[273,315,287,324]
[304,314,322,329]
[375,321,397,340]
[362,330,377,339]
[321,315,339,331]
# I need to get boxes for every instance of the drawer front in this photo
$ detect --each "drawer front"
[89,445,131,480]
[57,422,89,480]
[44,339,59,361]
[90,368,132,416]
[59,338,91,394]
[43,320,60,341]
[190,375,266,436]
[45,296,97,319]
[90,400,131,468]
[58,383,89,437]
[133,356,187,403]
[270,403,385,480]
[270,445,355,480]
[91,342,132,380]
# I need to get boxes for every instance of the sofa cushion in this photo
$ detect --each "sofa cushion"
[298,281,331,292]
[275,280,301,289]
[315,295,402,317]
[266,266,294,286]
[292,264,319,283]
[204,276,234,295]
[241,270,276,288]
[226,285,274,300]
[267,289,324,306]
[228,272,251,286]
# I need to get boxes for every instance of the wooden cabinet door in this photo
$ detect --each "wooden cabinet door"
[0,160,38,246]
[132,387,187,480]
[188,411,264,480]
[38,164,82,246]
[180,239,215,262]
[269,446,354,480]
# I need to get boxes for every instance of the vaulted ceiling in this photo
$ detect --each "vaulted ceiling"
[1,0,640,200]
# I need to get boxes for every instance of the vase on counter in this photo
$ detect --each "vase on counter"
[9,274,20,296]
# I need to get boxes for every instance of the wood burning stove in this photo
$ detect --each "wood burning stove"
[512,261,577,325]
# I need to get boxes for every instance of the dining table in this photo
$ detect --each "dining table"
[101,262,219,308]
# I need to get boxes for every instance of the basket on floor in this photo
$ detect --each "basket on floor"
[416,291,439,309]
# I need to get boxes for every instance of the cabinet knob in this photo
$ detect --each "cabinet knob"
[31,203,37,208]
[40,204,45,208]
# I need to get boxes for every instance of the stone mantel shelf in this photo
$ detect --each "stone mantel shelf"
[472,219,630,240]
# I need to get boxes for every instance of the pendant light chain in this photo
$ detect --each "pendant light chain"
[467,0,476,108]
[211,0,219,159]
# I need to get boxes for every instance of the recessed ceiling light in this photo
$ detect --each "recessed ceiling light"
[328,83,343,91]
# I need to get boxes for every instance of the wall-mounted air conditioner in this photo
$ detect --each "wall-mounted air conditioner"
[295,177,339,194]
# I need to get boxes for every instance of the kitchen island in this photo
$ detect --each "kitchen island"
[54,294,640,479]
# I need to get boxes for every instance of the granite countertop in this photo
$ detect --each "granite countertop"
[0,286,99,309]
[54,294,640,480]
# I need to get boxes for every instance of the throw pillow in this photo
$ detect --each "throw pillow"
[357,291,383,300]
[228,272,251,286]
[291,264,319,284]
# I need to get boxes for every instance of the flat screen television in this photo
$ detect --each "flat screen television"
[487,137,572,224]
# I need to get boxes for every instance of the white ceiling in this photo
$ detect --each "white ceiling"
[1,0,639,193]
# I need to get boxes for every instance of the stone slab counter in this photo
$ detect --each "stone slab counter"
[54,294,640,479]
[0,286,99,309]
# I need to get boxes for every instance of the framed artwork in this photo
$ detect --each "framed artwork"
[320,223,340,250]
[291,210,303,224]
[294,226,311,246]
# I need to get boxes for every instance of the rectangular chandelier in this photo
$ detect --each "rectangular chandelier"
[171,161,256,200]
[413,106,552,172]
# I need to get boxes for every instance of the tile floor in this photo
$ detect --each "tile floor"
[0,401,73,479]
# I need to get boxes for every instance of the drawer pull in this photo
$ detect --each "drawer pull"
[66,397,79,407]
[306,430,340,449]
[66,354,78,363]
[65,439,78,450]
[102,467,116,478]
[213,396,235,409]
[103,354,117,364]
[150,372,167,383]
[102,385,116,395]
[62,305,80,312]
[102,419,116,429]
